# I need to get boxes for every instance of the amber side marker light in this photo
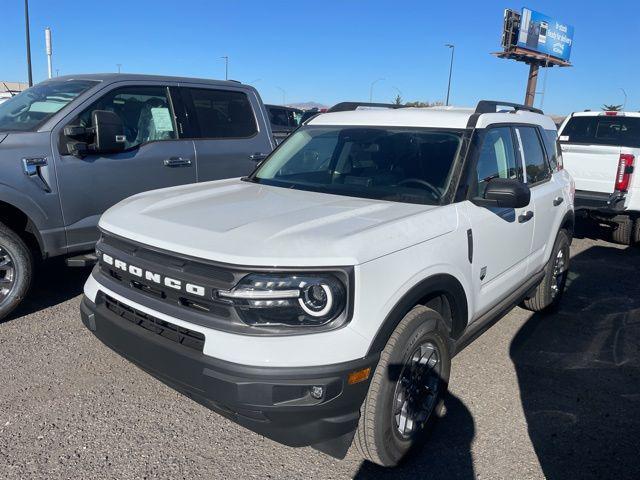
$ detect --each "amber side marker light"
[347,367,371,385]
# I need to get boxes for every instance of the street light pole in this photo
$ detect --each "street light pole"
[45,27,53,79]
[221,56,229,80]
[445,44,455,106]
[24,0,33,87]
[369,78,384,102]
[276,86,286,105]
[116,64,122,74]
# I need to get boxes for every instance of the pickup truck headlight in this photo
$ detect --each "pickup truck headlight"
[217,273,347,327]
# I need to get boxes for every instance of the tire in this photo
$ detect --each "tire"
[611,215,633,245]
[354,305,451,467]
[522,229,570,312]
[633,218,640,245]
[0,221,33,321]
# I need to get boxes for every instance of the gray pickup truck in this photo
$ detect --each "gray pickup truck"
[0,73,274,320]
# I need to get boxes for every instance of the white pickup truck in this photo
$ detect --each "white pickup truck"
[559,111,640,244]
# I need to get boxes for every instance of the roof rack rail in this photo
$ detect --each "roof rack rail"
[327,102,407,113]
[475,100,543,115]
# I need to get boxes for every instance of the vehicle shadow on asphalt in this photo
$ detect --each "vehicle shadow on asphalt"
[2,259,92,323]
[510,241,640,479]
[353,393,475,479]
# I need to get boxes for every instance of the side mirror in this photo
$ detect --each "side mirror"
[478,178,531,209]
[92,110,126,154]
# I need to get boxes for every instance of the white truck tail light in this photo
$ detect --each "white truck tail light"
[615,154,635,192]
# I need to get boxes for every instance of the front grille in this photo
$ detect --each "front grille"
[103,294,205,352]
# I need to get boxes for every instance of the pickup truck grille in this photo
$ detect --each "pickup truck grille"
[103,294,205,352]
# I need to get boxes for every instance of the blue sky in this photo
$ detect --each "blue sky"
[2,0,639,114]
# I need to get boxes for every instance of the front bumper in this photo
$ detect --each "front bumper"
[80,295,377,458]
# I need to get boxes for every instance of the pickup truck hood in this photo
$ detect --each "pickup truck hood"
[99,179,458,266]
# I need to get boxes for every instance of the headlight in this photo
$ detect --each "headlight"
[217,273,347,328]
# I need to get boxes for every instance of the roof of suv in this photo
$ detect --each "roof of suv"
[570,110,640,118]
[308,106,557,130]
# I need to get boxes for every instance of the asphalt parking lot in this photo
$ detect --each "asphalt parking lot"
[1,220,639,480]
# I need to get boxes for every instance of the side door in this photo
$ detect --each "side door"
[53,83,196,251]
[180,86,273,181]
[463,126,534,317]
[515,125,562,272]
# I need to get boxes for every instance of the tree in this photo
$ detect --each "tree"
[602,104,623,111]
[393,94,403,105]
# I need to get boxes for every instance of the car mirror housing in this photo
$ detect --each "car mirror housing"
[474,178,531,209]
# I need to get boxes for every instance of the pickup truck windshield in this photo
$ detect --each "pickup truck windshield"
[560,115,640,148]
[252,126,462,205]
[0,80,97,132]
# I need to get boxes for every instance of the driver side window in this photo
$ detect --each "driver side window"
[474,127,521,197]
[74,86,176,150]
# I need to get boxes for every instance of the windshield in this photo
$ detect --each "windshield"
[251,126,463,205]
[0,80,98,132]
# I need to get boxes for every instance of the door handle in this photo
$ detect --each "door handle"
[249,153,268,162]
[553,196,564,206]
[163,157,192,167]
[22,157,51,192]
[518,210,534,223]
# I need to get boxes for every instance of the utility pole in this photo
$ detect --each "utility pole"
[369,78,384,102]
[221,56,229,80]
[445,44,455,106]
[116,64,122,74]
[45,27,53,79]
[524,63,539,107]
[24,0,33,86]
[276,86,286,105]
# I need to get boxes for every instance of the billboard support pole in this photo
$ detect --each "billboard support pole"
[524,63,539,107]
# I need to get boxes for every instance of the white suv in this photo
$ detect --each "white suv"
[559,110,640,244]
[81,101,574,467]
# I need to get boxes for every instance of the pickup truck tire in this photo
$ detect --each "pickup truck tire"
[634,218,640,245]
[354,305,450,467]
[523,229,570,312]
[611,216,633,245]
[0,222,33,321]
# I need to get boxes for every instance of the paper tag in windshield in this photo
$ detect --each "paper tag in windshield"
[151,108,173,132]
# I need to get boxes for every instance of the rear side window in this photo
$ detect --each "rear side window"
[186,88,257,139]
[542,129,560,171]
[560,116,640,148]
[268,107,289,127]
[517,126,551,184]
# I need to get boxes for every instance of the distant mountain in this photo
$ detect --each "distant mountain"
[287,101,328,110]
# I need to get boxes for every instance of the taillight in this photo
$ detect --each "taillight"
[615,154,635,191]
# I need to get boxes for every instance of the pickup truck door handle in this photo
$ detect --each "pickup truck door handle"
[518,210,534,223]
[163,157,192,167]
[553,196,564,206]
[249,153,268,162]
[22,157,51,192]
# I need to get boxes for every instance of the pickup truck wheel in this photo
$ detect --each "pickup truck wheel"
[611,216,633,245]
[523,229,570,312]
[633,218,640,245]
[354,305,450,467]
[0,222,33,321]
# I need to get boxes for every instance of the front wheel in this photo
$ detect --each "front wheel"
[354,306,451,467]
[0,222,33,321]
[522,229,570,312]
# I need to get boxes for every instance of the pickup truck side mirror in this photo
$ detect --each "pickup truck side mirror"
[92,110,126,154]
[474,178,531,209]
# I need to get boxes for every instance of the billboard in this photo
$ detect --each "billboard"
[516,8,574,62]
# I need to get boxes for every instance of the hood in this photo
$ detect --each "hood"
[99,179,458,266]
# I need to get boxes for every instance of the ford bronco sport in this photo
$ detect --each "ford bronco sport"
[81,101,574,466]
